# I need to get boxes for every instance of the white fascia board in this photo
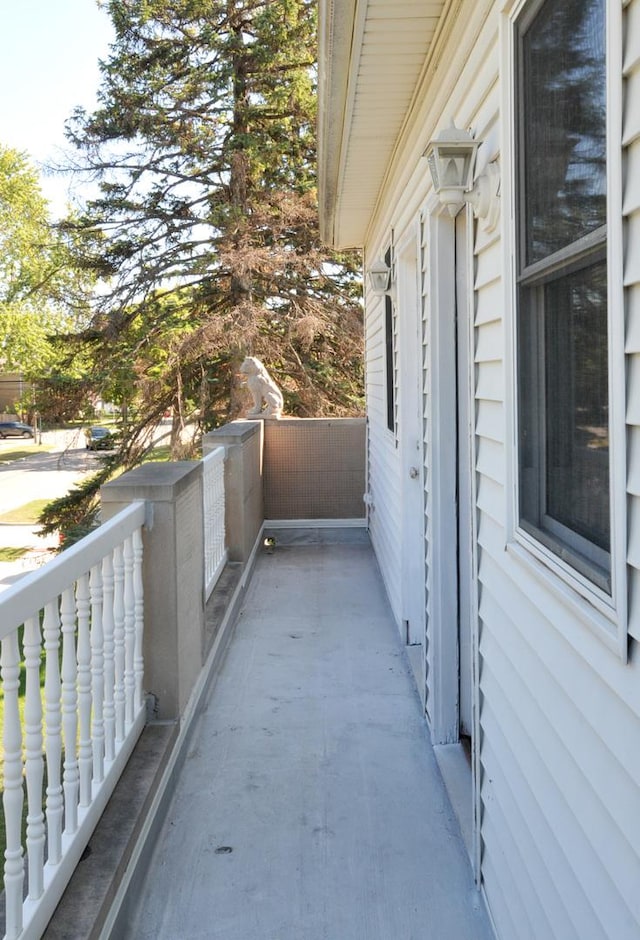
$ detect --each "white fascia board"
[317,0,359,247]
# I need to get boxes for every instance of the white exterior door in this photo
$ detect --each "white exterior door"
[427,205,476,746]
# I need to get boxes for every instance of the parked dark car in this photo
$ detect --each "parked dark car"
[0,421,34,439]
[85,426,118,451]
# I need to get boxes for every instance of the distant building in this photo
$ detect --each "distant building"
[0,373,31,416]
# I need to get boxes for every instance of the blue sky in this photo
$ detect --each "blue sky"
[0,0,114,213]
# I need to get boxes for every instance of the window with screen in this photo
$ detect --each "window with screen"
[515,0,610,590]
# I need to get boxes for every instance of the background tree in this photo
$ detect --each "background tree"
[41,0,364,541]
[62,0,363,427]
[0,145,93,383]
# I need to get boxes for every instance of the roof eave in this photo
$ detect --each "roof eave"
[317,0,359,248]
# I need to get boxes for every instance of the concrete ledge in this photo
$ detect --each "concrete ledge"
[262,526,369,546]
[204,562,243,660]
[433,741,473,862]
[263,416,365,427]
[44,722,178,940]
[264,517,367,528]
[203,420,262,447]
[101,461,201,505]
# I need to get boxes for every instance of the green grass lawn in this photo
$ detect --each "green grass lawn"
[142,444,171,462]
[0,445,53,464]
[0,547,28,562]
[0,500,52,526]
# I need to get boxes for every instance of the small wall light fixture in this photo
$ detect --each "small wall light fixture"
[368,258,391,295]
[423,121,500,231]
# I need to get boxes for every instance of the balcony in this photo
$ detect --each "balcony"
[0,418,492,939]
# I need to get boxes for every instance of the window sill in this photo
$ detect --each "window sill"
[505,534,625,661]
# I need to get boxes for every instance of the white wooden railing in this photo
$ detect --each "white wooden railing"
[0,501,147,940]
[203,446,227,599]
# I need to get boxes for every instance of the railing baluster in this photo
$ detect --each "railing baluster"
[2,630,24,939]
[102,553,116,763]
[123,536,135,728]
[0,501,147,935]
[76,574,93,807]
[24,614,45,901]
[61,586,79,834]
[204,456,214,582]
[203,446,227,599]
[113,544,126,744]
[215,453,226,565]
[44,598,63,865]
[90,563,105,784]
[133,527,144,712]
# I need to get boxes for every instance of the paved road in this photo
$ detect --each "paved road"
[0,429,100,590]
[0,421,175,590]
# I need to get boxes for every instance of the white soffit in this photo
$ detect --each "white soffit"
[318,0,447,249]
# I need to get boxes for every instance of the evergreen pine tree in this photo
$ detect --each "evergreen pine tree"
[42,0,363,540]
[63,0,363,431]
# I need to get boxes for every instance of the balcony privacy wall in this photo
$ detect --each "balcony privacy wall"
[263,418,366,520]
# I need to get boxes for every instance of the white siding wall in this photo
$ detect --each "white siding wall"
[474,4,640,937]
[625,0,640,643]
[365,291,402,625]
[364,1,640,937]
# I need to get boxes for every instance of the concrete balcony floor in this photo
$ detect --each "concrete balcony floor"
[125,534,493,939]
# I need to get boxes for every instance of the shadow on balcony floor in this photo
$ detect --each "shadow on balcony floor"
[123,535,493,939]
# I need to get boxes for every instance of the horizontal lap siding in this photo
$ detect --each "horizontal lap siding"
[625,0,640,643]
[365,294,402,624]
[480,732,582,940]
[473,3,640,939]
[363,1,640,937]
[479,552,640,939]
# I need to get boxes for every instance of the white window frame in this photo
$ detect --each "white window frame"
[501,0,628,660]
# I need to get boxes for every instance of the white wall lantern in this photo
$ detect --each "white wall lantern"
[368,258,391,295]
[423,121,500,232]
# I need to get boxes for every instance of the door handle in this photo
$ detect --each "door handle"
[409,466,419,479]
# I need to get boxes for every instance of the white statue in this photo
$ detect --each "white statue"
[239,356,284,419]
